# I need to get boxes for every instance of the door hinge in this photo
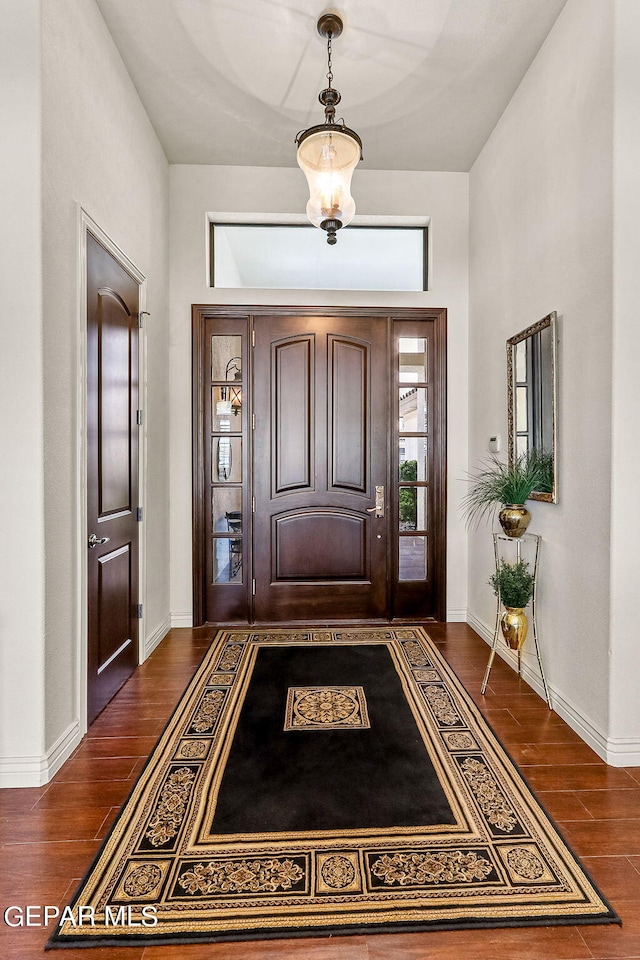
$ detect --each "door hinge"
[252,496,256,513]
[136,507,143,522]
[138,310,150,328]
[252,578,256,596]
[252,413,256,430]
[136,603,143,619]
[136,409,143,425]
[251,329,256,347]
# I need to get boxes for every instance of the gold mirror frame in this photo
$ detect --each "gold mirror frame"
[507,311,558,503]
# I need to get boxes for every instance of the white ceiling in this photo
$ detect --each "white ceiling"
[95,0,568,171]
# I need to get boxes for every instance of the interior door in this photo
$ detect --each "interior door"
[86,232,139,723]
[253,314,389,621]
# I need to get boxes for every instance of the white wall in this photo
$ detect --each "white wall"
[0,0,46,786]
[608,0,640,758]
[0,0,170,786]
[169,165,469,624]
[469,0,616,756]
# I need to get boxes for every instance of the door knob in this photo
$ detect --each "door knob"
[88,533,110,549]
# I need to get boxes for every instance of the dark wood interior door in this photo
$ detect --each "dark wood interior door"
[253,314,389,621]
[87,232,139,724]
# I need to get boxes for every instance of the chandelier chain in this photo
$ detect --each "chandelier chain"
[326,33,333,88]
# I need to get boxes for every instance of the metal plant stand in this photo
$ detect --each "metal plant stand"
[481,532,552,709]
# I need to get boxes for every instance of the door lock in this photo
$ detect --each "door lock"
[366,485,385,518]
[88,533,110,549]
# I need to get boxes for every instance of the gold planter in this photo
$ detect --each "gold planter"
[500,606,528,651]
[498,504,531,538]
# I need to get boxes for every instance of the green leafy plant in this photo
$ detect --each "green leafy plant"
[461,450,552,527]
[399,460,418,525]
[400,460,418,482]
[489,560,534,608]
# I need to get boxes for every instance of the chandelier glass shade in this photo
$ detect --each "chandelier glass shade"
[297,127,359,231]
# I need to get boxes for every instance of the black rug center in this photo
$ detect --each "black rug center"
[208,644,456,834]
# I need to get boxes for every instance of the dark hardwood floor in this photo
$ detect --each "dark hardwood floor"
[1,622,639,959]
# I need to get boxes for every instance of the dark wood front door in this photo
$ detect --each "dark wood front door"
[192,305,447,626]
[87,232,139,724]
[253,314,389,621]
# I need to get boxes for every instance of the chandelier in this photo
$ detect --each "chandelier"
[295,14,362,245]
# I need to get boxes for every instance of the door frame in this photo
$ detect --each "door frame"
[75,207,147,736]
[192,305,447,626]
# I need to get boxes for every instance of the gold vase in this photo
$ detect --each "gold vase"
[500,606,528,650]
[498,504,531,538]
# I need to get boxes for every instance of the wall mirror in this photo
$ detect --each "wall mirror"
[507,311,558,503]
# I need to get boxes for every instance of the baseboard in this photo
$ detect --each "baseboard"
[604,738,640,767]
[171,612,193,628]
[537,687,640,766]
[466,611,640,767]
[446,608,467,622]
[45,720,83,781]
[0,753,47,789]
[0,720,82,788]
[466,611,494,645]
[144,615,171,660]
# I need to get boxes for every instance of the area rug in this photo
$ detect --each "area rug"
[48,626,618,948]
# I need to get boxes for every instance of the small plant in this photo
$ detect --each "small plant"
[489,560,534,608]
[461,450,552,527]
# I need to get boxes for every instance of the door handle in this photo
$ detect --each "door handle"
[366,485,385,518]
[88,533,110,549]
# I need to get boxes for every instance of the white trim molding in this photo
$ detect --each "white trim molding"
[0,721,81,788]
[144,616,172,661]
[171,612,194,629]
[446,608,468,623]
[604,738,640,768]
[466,612,640,768]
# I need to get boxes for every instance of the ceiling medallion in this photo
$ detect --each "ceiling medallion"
[295,14,363,245]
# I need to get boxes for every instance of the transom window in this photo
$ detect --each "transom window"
[210,222,428,291]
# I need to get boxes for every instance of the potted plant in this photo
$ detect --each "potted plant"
[489,559,535,650]
[461,450,552,537]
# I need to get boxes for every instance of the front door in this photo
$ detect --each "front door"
[253,314,389,621]
[192,306,447,625]
[86,232,140,723]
